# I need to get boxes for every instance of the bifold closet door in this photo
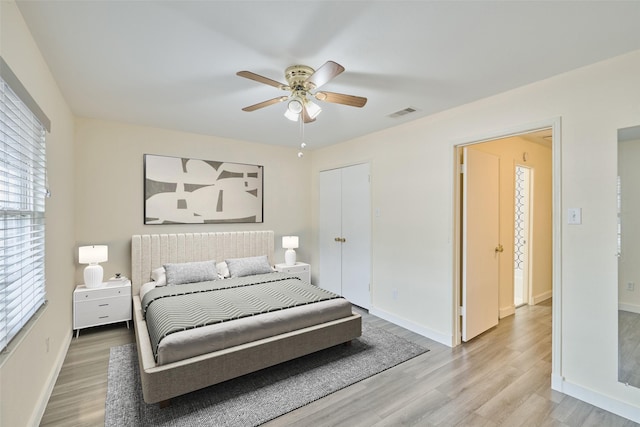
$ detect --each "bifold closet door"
[319,168,342,296]
[318,163,371,309]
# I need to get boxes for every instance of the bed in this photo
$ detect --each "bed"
[131,231,362,405]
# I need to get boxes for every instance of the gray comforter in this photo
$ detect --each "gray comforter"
[141,272,343,361]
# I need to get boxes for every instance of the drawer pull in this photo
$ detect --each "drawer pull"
[98,304,109,307]
[99,316,109,319]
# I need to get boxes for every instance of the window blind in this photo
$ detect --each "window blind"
[0,74,47,352]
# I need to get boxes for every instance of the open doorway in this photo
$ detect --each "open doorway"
[454,126,555,344]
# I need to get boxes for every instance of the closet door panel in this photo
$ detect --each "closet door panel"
[318,168,342,295]
[341,163,371,309]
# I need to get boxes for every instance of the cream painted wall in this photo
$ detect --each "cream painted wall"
[0,1,76,426]
[74,118,312,285]
[311,51,640,420]
[618,138,640,313]
[472,136,553,316]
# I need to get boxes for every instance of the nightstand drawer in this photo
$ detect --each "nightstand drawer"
[278,264,309,274]
[274,262,311,284]
[74,295,131,329]
[74,284,130,301]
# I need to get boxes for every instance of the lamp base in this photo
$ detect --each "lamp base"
[285,249,297,266]
[84,264,105,288]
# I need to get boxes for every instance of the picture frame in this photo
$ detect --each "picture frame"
[144,154,263,224]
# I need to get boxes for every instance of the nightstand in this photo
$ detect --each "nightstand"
[274,262,311,284]
[73,279,132,338]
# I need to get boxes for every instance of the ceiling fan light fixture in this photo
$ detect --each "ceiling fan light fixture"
[305,100,322,119]
[287,98,303,114]
[284,108,299,121]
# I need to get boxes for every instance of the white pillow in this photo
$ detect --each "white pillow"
[151,267,167,286]
[225,255,272,278]
[139,281,156,300]
[164,260,218,285]
[216,261,230,279]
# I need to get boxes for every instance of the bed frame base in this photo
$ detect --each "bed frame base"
[133,296,362,404]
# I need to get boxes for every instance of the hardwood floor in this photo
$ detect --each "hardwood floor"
[41,302,638,426]
[40,324,135,426]
[619,310,640,388]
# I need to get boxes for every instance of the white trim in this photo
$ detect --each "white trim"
[499,305,515,318]
[531,290,553,305]
[551,117,563,393]
[31,330,72,427]
[618,303,640,314]
[555,377,640,424]
[370,305,453,347]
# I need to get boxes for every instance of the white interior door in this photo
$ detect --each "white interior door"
[341,163,371,309]
[462,147,500,342]
[318,168,342,296]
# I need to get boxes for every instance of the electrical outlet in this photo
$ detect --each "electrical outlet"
[392,288,398,300]
[45,337,50,353]
[627,282,635,291]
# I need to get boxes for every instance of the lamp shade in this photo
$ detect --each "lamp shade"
[282,236,299,249]
[79,245,108,264]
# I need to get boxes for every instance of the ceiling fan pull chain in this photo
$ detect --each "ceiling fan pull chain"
[297,113,306,158]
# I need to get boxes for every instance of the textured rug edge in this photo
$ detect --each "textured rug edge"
[257,345,430,426]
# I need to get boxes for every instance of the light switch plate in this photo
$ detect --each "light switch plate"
[568,208,582,225]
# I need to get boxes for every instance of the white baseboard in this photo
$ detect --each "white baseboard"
[499,305,515,319]
[369,306,453,347]
[30,330,72,427]
[552,376,640,424]
[618,302,640,314]
[531,290,552,305]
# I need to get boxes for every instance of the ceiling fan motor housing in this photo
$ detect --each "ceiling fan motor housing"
[285,65,315,91]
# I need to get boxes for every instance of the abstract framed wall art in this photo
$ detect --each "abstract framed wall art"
[144,154,263,224]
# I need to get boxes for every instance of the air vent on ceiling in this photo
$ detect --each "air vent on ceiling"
[388,107,417,118]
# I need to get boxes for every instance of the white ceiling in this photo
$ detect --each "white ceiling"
[15,1,640,149]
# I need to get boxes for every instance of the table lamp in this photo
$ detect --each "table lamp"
[79,245,108,288]
[282,236,299,266]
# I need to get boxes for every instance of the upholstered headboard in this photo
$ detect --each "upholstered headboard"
[131,231,275,294]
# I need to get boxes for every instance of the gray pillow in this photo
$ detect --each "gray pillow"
[164,260,217,285]
[225,255,272,278]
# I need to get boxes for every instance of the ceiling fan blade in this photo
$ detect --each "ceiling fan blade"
[315,91,367,108]
[237,71,288,90]
[305,61,345,89]
[242,96,288,112]
[302,105,316,123]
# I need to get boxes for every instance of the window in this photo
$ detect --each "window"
[0,73,47,352]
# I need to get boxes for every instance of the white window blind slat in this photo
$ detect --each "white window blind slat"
[0,74,47,352]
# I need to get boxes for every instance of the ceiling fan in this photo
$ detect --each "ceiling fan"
[237,61,367,123]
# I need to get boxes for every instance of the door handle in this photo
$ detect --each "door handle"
[495,244,504,253]
[334,237,346,243]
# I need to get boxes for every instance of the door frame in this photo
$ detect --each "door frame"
[452,118,563,389]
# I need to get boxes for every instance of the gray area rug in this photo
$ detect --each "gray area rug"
[105,322,429,426]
